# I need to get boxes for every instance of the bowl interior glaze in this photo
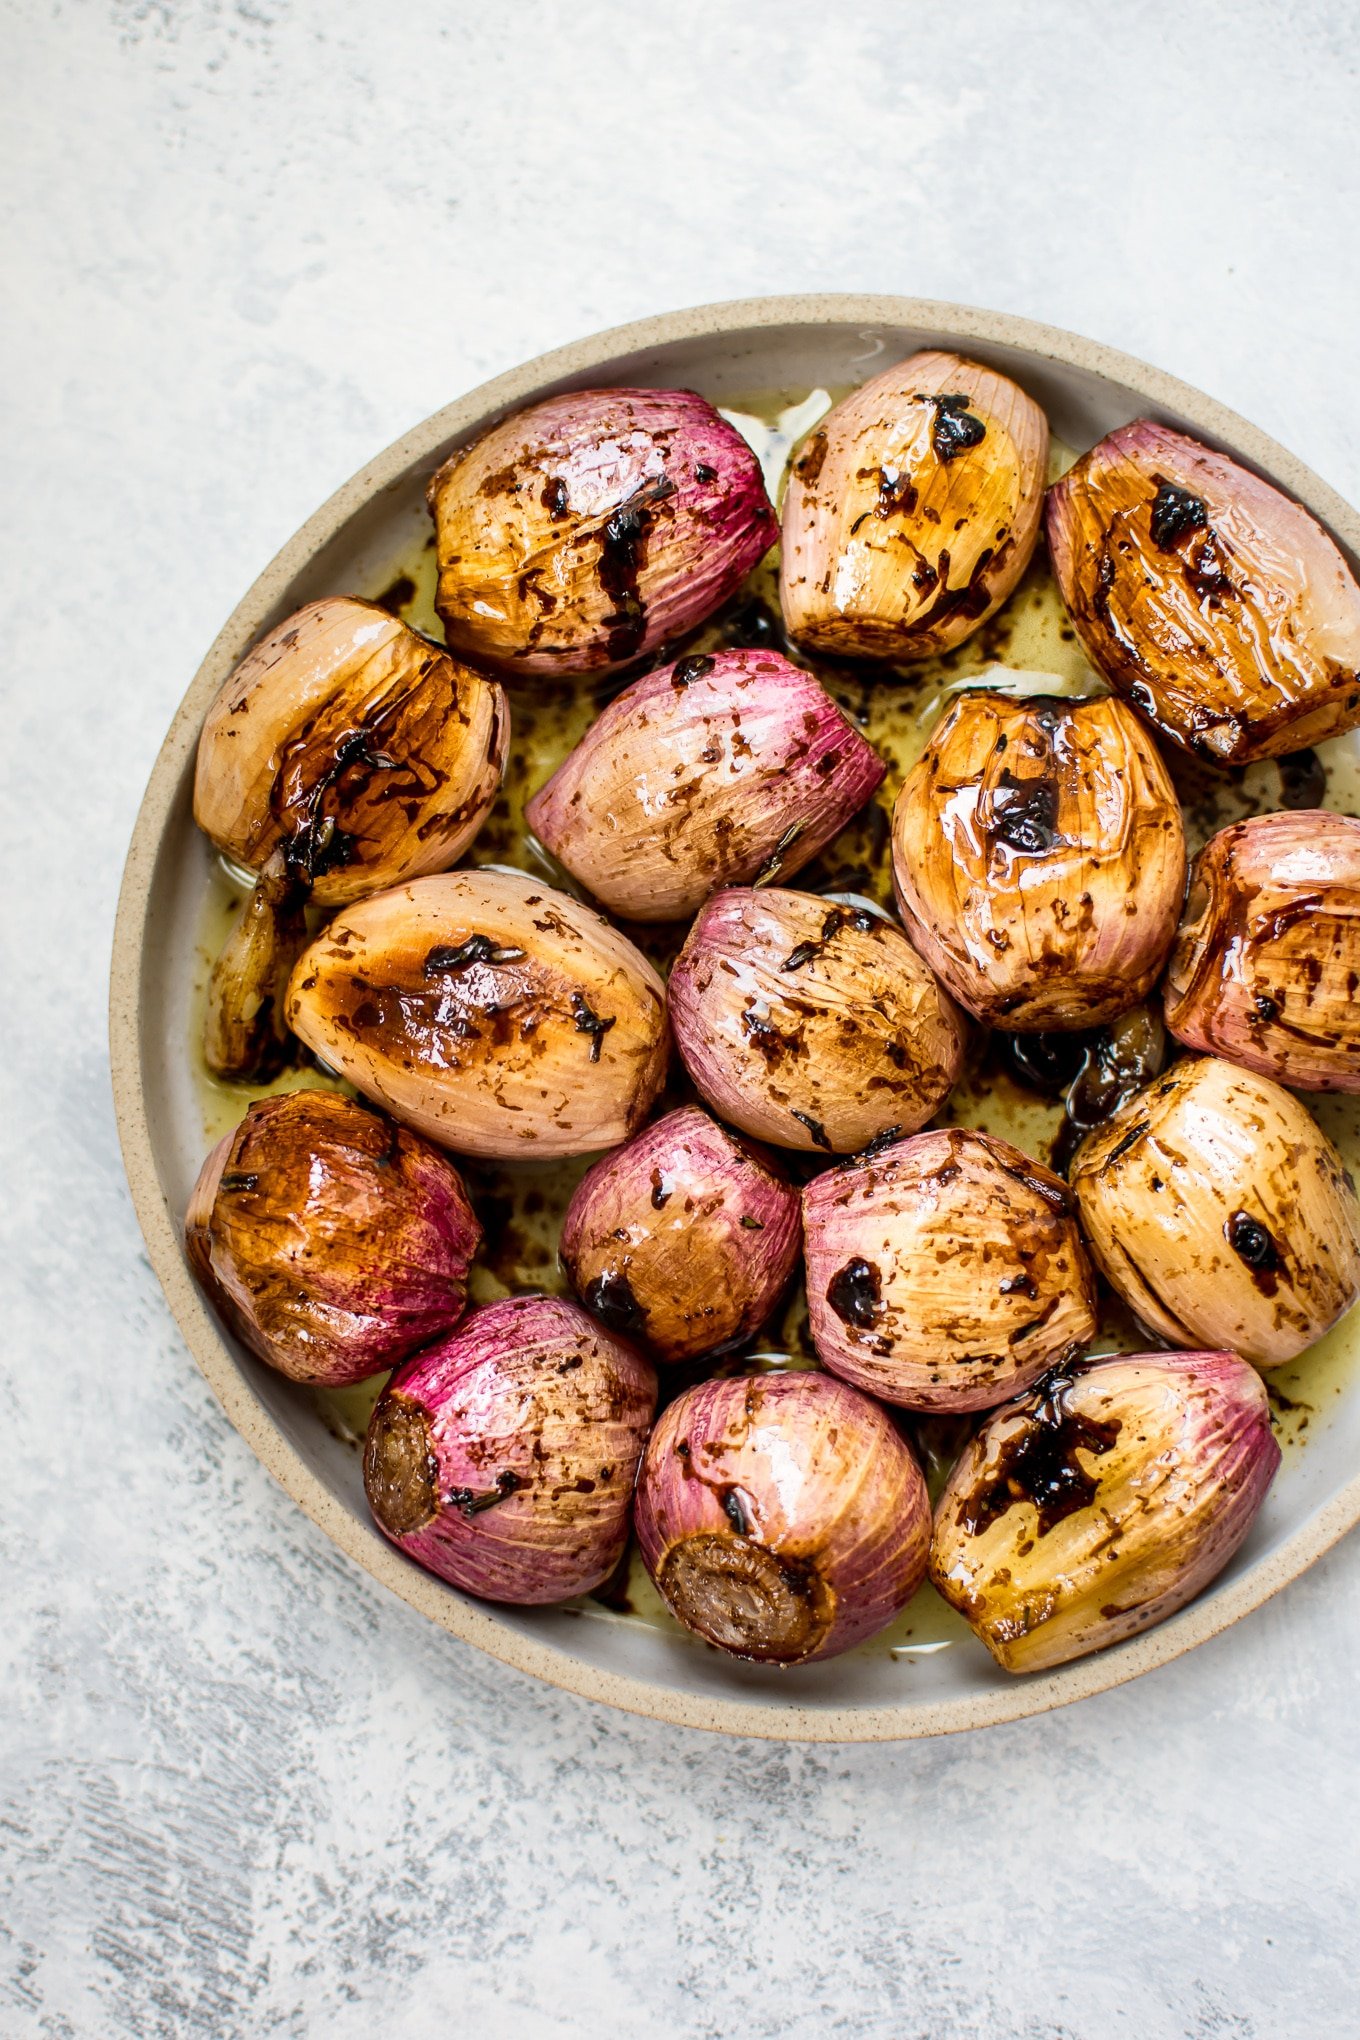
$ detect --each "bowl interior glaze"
[111,296,1360,1740]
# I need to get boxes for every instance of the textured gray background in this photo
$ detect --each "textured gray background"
[4,2,1360,2034]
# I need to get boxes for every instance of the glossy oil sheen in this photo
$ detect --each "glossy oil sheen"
[189,387,1360,1669]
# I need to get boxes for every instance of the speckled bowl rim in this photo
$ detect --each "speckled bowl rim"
[110,293,1360,1741]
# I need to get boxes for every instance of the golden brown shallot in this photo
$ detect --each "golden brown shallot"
[667,889,965,1154]
[194,596,508,903]
[930,1350,1280,1673]
[194,595,508,1078]
[186,1090,480,1387]
[427,387,776,680]
[286,868,669,1159]
[1070,1055,1360,1367]
[1164,809,1360,1092]
[780,351,1048,661]
[892,691,1185,1031]
[1047,421,1360,764]
[803,1128,1097,1412]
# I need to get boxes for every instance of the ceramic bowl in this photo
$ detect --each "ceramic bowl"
[111,295,1360,1739]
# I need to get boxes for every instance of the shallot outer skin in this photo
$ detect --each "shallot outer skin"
[426,387,777,681]
[930,1350,1280,1674]
[1164,809,1360,1092]
[1070,1055,1360,1368]
[1046,420,1360,765]
[193,596,509,903]
[363,1296,658,1605]
[780,350,1049,661]
[524,648,885,922]
[634,1372,931,1665]
[802,1128,1097,1413]
[285,868,670,1160]
[667,888,967,1154]
[891,690,1186,1031]
[184,1090,480,1387]
[560,1106,802,1364]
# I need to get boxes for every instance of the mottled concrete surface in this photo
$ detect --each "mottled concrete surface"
[4,2,1360,2033]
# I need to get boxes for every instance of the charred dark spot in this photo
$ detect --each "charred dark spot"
[926,391,987,463]
[999,1272,1039,1300]
[827,1257,882,1328]
[990,1151,1074,1217]
[540,475,570,521]
[1226,1211,1283,1293]
[1103,1119,1149,1167]
[753,822,805,886]
[599,508,648,657]
[722,1489,752,1535]
[478,463,523,497]
[424,935,526,975]
[873,467,919,519]
[445,1469,525,1517]
[1277,749,1327,809]
[597,476,674,661]
[779,905,875,973]
[1149,482,1209,551]
[1184,531,1232,599]
[275,693,453,887]
[1093,548,1117,628]
[720,593,783,649]
[584,1268,648,1339]
[373,574,417,615]
[672,653,716,689]
[790,1110,831,1150]
[1000,1033,1088,1097]
[851,1125,904,1164]
[961,1364,1120,1537]
[990,773,1058,855]
[571,992,616,1061]
[795,433,828,486]
[287,816,358,883]
[894,535,999,634]
[741,1007,792,1065]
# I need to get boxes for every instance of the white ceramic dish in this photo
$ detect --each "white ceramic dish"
[111,294,1360,1739]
